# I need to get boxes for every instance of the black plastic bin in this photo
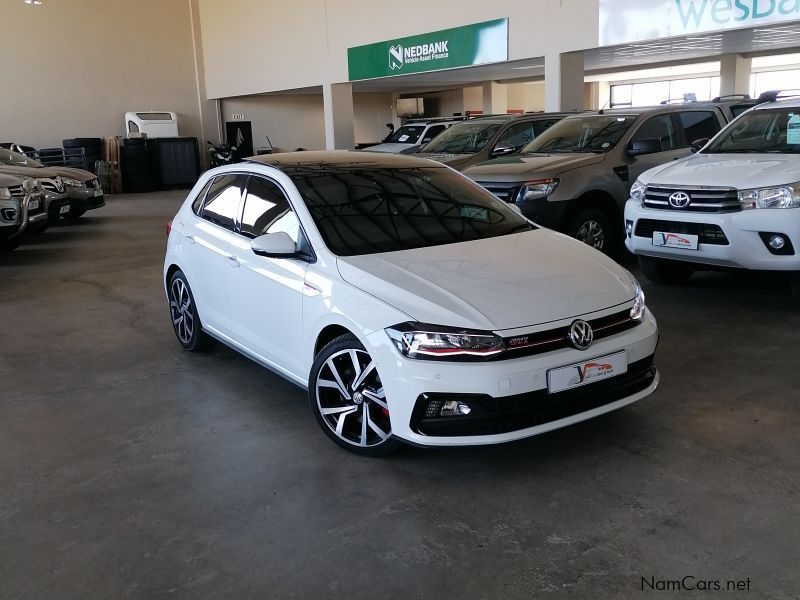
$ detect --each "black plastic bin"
[152,137,200,189]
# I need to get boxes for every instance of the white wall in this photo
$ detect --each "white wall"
[354,93,395,144]
[1,0,205,149]
[524,83,546,111]
[463,86,484,113]
[198,0,601,98]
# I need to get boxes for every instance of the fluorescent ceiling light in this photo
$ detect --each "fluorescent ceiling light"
[25,0,43,5]
[510,64,543,70]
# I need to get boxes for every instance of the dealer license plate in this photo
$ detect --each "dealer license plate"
[59,204,70,215]
[547,351,627,394]
[29,199,40,210]
[652,231,699,250]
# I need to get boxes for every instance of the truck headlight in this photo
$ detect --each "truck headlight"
[630,179,646,204]
[386,323,504,360]
[739,184,800,209]
[62,178,84,188]
[515,178,559,202]
[0,188,10,200]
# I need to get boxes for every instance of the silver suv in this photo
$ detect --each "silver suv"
[463,103,738,252]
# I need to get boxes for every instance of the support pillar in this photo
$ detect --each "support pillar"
[323,83,355,150]
[545,51,585,112]
[719,54,752,97]
[482,81,508,115]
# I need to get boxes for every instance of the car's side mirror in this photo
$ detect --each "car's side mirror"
[690,137,710,153]
[491,145,516,158]
[627,138,661,157]
[251,231,297,257]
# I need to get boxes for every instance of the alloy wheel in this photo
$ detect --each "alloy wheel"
[170,278,194,344]
[315,348,391,448]
[576,220,605,250]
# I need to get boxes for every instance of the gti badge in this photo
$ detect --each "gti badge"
[569,320,594,351]
[668,191,691,209]
[389,45,404,70]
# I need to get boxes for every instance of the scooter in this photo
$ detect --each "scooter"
[207,140,238,168]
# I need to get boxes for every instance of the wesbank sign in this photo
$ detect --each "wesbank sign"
[599,0,800,45]
[348,19,508,81]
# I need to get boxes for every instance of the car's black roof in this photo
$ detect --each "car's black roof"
[246,150,442,170]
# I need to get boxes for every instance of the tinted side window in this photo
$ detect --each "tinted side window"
[678,111,720,144]
[534,119,561,136]
[191,178,214,214]
[631,115,677,151]
[240,177,300,242]
[730,104,753,118]
[496,122,536,150]
[200,174,246,230]
[423,125,446,142]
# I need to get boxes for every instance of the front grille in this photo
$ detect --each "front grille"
[412,356,656,436]
[39,179,63,193]
[7,185,24,197]
[644,186,741,213]
[476,181,521,203]
[498,308,638,360]
[635,219,729,245]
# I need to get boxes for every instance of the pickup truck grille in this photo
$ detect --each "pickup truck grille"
[39,179,64,194]
[476,181,520,203]
[644,186,740,213]
[7,185,24,197]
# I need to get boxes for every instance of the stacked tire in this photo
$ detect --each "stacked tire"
[63,138,102,173]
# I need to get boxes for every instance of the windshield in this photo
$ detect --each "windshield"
[386,125,425,144]
[704,107,800,153]
[290,166,532,256]
[420,122,502,154]
[522,115,636,154]
[0,148,44,168]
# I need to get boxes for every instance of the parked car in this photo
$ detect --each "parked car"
[163,151,659,455]
[415,113,569,171]
[462,103,736,252]
[0,165,69,233]
[0,173,45,252]
[0,148,103,218]
[365,117,464,154]
[625,97,800,303]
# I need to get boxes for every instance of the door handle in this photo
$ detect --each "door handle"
[226,254,240,268]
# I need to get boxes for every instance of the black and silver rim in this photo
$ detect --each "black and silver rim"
[315,349,391,448]
[576,220,605,249]
[169,278,194,344]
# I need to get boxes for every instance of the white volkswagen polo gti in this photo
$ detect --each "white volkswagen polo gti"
[164,152,659,455]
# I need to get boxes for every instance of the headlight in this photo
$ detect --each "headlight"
[0,188,10,200]
[630,278,646,322]
[738,184,800,209]
[630,179,646,203]
[515,178,559,202]
[385,323,504,360]
[62,178,84,188]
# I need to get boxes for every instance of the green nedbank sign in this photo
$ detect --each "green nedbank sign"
[599,0,800,45]
[348,18,508,81]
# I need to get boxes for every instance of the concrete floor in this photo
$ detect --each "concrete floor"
[1,191,798,600]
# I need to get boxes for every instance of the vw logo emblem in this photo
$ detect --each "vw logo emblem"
[668,191,691,208]
[569,320,594,351]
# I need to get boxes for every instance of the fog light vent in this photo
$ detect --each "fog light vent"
[758,232,795,256]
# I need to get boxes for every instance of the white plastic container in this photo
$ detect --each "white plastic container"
[124,111,179,138]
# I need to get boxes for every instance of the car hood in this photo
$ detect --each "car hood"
[641,153,800,189]
[48,166,95,181]
[415,152,473,168]
[364,143,416,154]
[0,165,62,179]
[336,229,635,331]
[463,153,605,181]
[0,172,23,186]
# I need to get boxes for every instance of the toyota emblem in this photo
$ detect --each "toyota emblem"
[569,320,594,351]
[668,191,691,208]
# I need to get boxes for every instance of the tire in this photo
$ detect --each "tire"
[566,208,614,253]
[168,270,214,352]
[0,238,21,252]
[309,333,402,456]
[638,255,695,285]
[790,272,800,306]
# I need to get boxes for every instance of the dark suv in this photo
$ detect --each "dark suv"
[463,102,743,252]
[415,112,570,171]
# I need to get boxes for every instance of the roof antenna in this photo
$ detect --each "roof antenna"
[598,98,609,115]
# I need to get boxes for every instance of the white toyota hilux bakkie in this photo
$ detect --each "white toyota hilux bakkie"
[625,98,800,304]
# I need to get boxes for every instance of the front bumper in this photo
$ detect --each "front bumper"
[67,186,105,211]
[44,192,71,222]
[625,200,800,271]
[365,307,659,447]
